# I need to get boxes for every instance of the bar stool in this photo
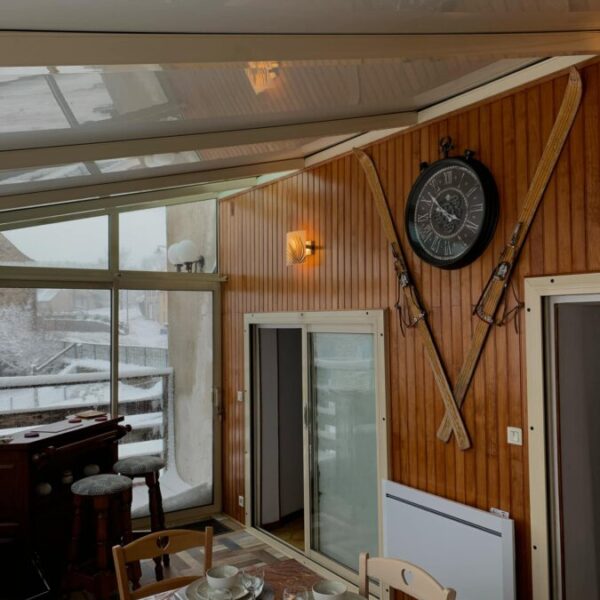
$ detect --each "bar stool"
[66,474,133,600]
[113,455,168,580]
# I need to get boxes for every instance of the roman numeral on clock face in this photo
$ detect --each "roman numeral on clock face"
[465,219,478,232]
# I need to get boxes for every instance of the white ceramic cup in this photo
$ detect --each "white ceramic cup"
[206,565,240,590]
[312,581,347,600]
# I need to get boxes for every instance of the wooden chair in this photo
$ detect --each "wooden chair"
[112,528,213,600]
[358,553,456,600]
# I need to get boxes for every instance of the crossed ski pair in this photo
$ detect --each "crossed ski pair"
[354,68,582,450]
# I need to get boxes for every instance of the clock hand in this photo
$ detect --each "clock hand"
[429,194,459,222]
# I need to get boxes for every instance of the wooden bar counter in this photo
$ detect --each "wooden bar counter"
[0,416,129,591]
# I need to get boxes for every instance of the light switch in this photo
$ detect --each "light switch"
[507,426,523,446]
[237,390,245,402]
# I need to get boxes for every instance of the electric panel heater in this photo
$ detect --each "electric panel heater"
[382,480,516,600]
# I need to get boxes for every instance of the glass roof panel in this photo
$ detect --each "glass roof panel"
[0,72,70,133]
[96,151,200,174]
[0,135,347,197]
[0,58,537,150]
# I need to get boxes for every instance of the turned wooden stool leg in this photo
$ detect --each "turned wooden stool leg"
[120,487,141,590]
[93,495,111,600]
[64,493,83,590]
[145,472,164,581]
[155,471,170,568]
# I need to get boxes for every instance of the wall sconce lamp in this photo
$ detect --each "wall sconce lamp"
[286,230,315,266]
[167,240,205,273]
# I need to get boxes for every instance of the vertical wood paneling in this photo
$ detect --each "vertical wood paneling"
[219,62,600,598]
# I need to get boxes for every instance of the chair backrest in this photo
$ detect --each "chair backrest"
[358,553,456,600]
[113,527,213,600]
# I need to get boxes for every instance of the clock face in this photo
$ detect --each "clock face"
[405,157,498,269]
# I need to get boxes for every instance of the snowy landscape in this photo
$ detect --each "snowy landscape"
[0,291,213,515]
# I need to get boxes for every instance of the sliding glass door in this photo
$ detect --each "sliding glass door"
[308,332,379,572]
[249,312,387,582]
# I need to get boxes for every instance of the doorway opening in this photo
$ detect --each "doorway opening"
[545,295,600,599]
[255,327,305,550]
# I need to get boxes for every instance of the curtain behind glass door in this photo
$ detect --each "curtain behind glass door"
[309,332,378,571]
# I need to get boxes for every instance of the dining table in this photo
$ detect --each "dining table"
[145,558,361,600]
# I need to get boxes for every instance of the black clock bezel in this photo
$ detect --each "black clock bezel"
[405,155,499,270]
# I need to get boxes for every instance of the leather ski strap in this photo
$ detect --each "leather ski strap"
[437,67,583,442]
[354,148,471,451]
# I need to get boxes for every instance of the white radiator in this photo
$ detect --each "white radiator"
[382,480,515,600]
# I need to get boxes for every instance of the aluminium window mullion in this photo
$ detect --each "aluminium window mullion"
[109,210,120,418]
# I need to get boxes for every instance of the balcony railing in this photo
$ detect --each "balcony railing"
[0,367,173,461]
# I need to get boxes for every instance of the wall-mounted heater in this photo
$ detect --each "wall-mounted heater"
[382,480,515,600]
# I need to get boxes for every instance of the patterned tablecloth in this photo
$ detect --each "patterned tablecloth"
[147,559,325,600]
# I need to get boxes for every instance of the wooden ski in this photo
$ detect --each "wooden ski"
[437,67,583,442]
[354,148,471,451]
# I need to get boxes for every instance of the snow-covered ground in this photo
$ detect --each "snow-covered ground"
[0,300,213,515]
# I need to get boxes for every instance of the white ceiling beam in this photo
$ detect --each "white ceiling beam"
[0,112,417,170]
[0,191,220,230]
[0,158,303,212]
[1,30,600,67]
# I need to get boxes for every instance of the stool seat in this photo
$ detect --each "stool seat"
[71,474,133,497]
[114,455,165,477]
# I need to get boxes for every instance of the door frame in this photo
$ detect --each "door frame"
[524,272,600,600]
[243,310,390,584]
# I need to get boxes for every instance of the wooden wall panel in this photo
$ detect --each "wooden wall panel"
[219,61,600,598]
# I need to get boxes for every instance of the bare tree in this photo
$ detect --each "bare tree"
[0,302,61,375]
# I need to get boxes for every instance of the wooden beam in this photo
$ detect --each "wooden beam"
[0,112,417,171]
[0,158,303,211]
[1,30,600,67]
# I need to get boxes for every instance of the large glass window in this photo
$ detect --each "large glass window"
[0,287,112,437]
[0,200,219,518]
[0,216,109,269]
[117,289,214,517]
[119,200,217,273]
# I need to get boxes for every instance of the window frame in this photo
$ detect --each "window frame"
[0,194,223,523]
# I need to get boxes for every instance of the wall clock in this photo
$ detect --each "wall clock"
[405,137,499,269]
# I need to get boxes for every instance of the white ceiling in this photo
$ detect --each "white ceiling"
[2,0,600,33]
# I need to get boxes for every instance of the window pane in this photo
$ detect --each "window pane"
[96,151,200,174]
[117,289,213,517]
[119,200,217,273]
[0,74,69,134]
[0,288,112,437]
[310,332,378,571]
[0,216,109,269]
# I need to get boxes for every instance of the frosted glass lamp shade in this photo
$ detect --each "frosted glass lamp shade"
[167,242,183,265]
[178,240,200,263]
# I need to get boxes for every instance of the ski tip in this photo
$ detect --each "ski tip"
[568,66,582,87]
